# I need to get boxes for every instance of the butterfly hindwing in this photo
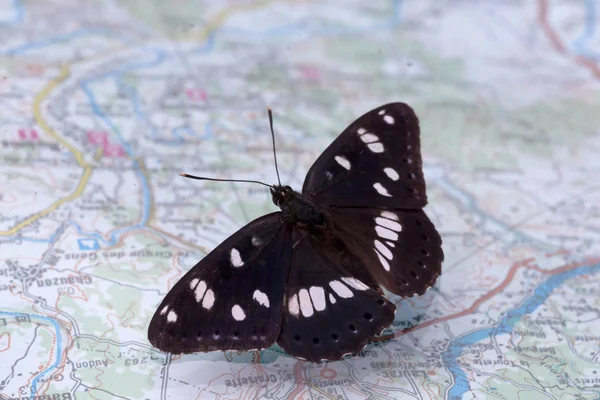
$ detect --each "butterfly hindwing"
[148,212,292,354]
[302,102,426,209]
[276,232,396,362]
[329,207,443,297]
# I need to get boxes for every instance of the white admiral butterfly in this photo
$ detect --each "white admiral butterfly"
[147,102,444,362]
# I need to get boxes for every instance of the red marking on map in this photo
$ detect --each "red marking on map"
[103,143,125,157]
[320,368,337,379]
[18,128,38,141]
[87,131,109,145]
[185,88,207,102]
[300,66,321,81]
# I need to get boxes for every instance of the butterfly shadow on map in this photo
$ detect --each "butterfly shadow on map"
[149,284,441,394]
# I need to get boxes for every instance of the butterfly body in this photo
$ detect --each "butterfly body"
[271,185,326,229]
[148,102,444,362]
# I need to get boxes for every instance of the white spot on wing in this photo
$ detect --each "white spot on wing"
[230,248,243,267]
[231,304,246,321]
[309,286,326,311]
[160,305,168,315]
[384,115,395,125]
[373,182,392,197]
[194,280,207,303]
[376,225,398,241]
[189,278,199,290]
[376,251,391,271]
[360,133,379,143]
[288,294,300,316]
[329,280,353,298]
[334,155,351,170]
[357,127,366,135]
[251,236,262,246]
[368,143,384,153]
[329,293,337,304]
[341,277,369,291]
[167,310,177,323]
[384,167,399,181]
[253,290,270,308]
[386,240,396,248]
[375,240,393,260]
[202,289,215,310]
[376,217,402,232]
[378,109,385,115]
[381,211,399,221]
[299,288,314,317]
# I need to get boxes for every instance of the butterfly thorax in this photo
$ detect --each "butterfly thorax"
[270,185,325,229]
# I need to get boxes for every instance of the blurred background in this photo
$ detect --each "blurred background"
[1,1,599,399]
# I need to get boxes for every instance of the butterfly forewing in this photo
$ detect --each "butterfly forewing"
[277,232,396,362]
[329,207,443,297]
[302,103,426,209]
[147,212,292,354]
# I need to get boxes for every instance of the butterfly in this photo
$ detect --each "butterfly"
[147,102,444,362]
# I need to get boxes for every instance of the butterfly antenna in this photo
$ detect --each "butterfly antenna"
[267,106,282,186]
[179,173,273,188]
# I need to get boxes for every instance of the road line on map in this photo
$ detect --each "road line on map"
[538,0,600,79]
[0,66,94,237]
[372,255,600,342]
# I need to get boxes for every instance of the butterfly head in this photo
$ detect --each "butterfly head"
[270,185,295,207]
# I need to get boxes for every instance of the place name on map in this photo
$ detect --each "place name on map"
[0,314,32,326]
[562,305,600,313]
[379,370,427,379]
[4,394,72,400]
[36,275,92,288]
[371,361,442,370]
[473,359,517,366]
[574,335,600,341]
[0,267,15,291]
[74,359,109,369]
[525,318,566,327]
[511,345,556,355]
[575,287,600,295]
[575,377,600,386]
[225,375,278,387]
[1,140,61,151]
[514,330,546,339]
[64,250,191,261]
[309,378,352,387]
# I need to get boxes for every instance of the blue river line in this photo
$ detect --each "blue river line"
[0,0,23,26]
[209,0,402,41]
[444,262,600,399]
[0,311,62,396]
[571,0,598,60]
[3,27,132,55]
[79,48,165,246]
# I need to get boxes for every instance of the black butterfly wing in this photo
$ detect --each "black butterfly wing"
[328,207,443,297]
[300,102,443,297]
[276,232,396,362]
[148,212,293,354]
[302,102,426,209]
